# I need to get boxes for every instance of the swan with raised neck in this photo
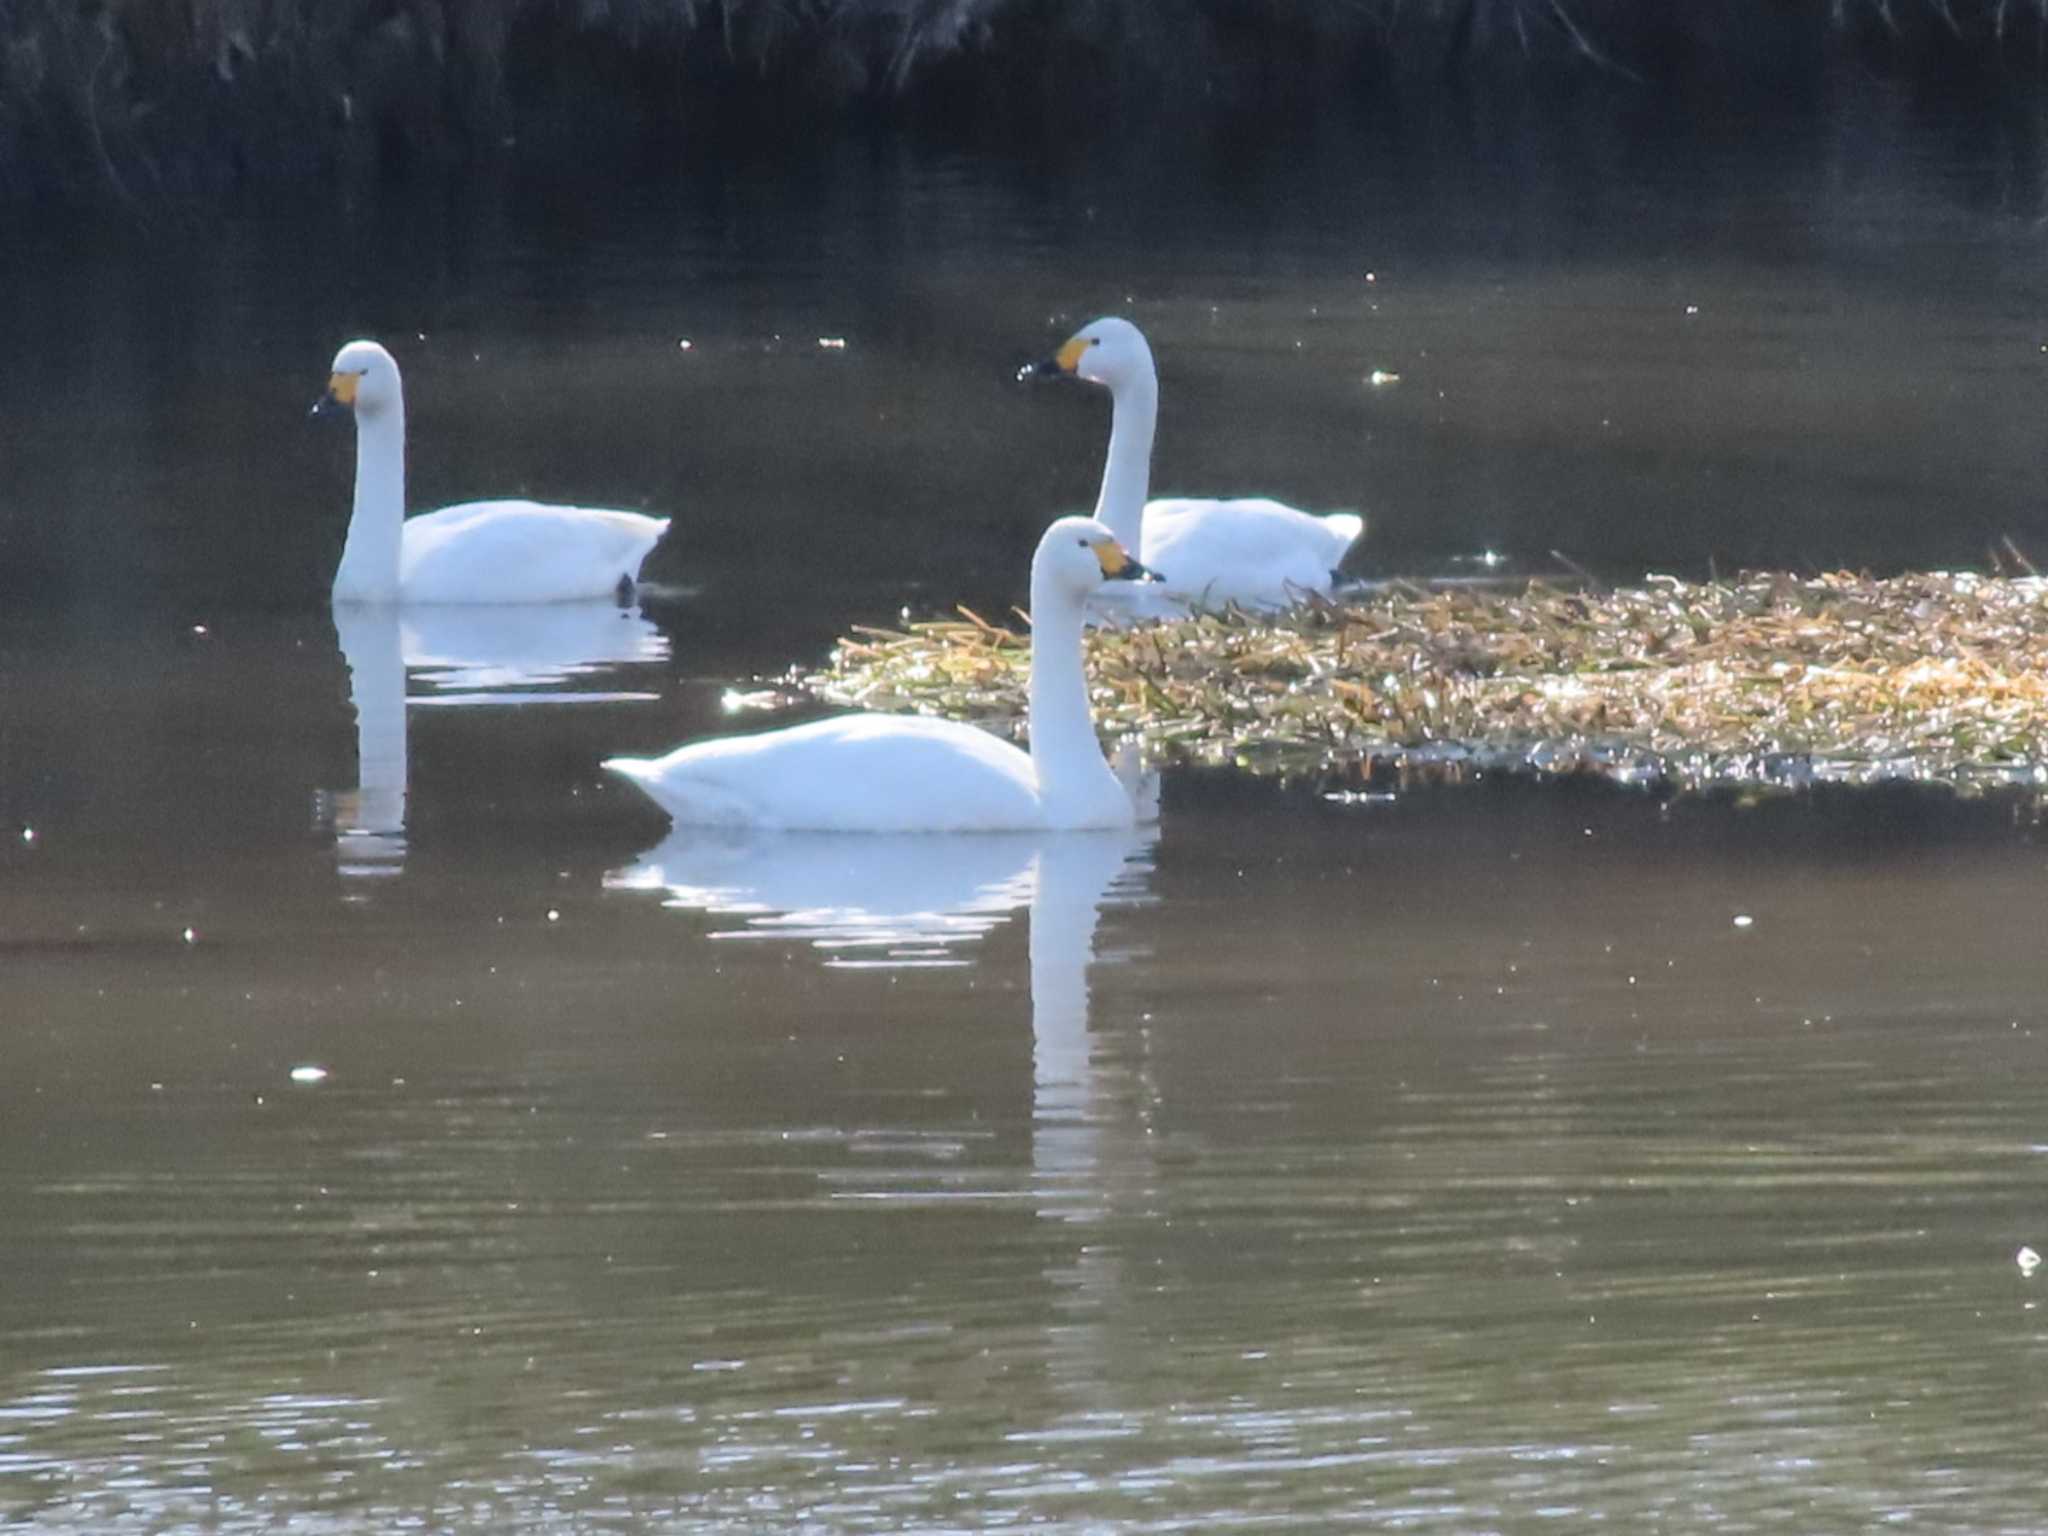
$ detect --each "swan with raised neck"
[317,339,670,605]
[603,516,1157,831]
[1024,317,1363,608]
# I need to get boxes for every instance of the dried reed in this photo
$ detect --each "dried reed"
[800,573,2048,797]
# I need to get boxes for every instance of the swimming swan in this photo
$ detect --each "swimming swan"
[317,340,670,604]
[1024,317,1363,609]
[604,516,1157,831]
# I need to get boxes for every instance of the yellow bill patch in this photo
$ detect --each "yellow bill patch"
[326,371,361,408]
[1054,335,1090,374]
[1091,537,1130,577]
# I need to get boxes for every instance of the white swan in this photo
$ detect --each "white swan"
[1024,317,1363,609]
[603,516,1157,831]
[317,340,670,604]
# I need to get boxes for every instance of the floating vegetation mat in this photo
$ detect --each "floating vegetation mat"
[799,572,2048,798]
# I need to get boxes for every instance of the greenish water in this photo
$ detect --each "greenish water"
[6,108,2048,1530]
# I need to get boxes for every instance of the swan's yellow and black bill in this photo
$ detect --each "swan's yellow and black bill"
[1093,538,1158,583]
[310,371,361,418]
[1016,334,1092,383]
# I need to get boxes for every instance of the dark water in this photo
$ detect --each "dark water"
[7,100,2048,1529]
[7,86,2048,620]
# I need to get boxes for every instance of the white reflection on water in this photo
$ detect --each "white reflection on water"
[605,830,1040,963]
[1029,832,1155,1220]
[327,603,407,880]
[398,601,666,699]
[606,821,1158,1411]
[607,821,1159,1176]
[322,601,669,879]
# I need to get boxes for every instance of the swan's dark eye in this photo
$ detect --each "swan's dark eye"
[1090,337,1101,346]
[1076,538,1089,547]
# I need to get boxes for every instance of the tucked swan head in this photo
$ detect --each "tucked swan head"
[1022,316,1156,393]
[317,339,404,421]
[1034,514,1157,602]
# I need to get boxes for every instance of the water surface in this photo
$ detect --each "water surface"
[6,609,2048,1529]
[7,99,2048,1530]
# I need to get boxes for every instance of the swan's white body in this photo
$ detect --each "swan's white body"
[1038,317,1362,610]
[605,517,1156,832]
[323,340,669,604]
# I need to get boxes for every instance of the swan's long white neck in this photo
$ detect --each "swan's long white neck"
[1026,577,1122,824]
[1093,367,1157,552]
[334,392,407,604]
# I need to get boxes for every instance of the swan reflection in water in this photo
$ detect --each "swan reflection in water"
[323,601,669,879]
[606,819,1159,1393]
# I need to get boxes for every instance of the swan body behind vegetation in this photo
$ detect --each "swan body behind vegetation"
[1025,317,1363,610]
[318,339,669,605]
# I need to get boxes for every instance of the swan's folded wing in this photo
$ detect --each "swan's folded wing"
[401,501,669,602]
[605,713,1046,831]
[1142,497,1363,608]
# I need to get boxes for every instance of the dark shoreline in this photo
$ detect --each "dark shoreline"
[6,0,2048,208]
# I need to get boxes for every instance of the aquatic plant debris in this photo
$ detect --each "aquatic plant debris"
[799,572,2048,799]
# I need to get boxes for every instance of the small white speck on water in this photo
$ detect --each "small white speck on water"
[290,1065,328,1085]
[21,827,34,844]
[677,338,693,350]
[1733,914,1754,928]
[1685,304,1699,315]
[2019,1246,2042,1278]
[816,336,847,350]
[181,928,197,944]
[546,908,561,923]
[191,624,208,636]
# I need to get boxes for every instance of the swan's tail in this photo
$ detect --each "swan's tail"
[603,755,752,826]
[603,756,667,810]
[1324,512,1366,545]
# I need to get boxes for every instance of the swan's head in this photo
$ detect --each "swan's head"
[1019,317,1155,392]
[1035,515,1157,599]
[316,339,402,421]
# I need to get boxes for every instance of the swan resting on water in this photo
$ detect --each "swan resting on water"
[604,516,1158,831]
[316,339,669,604]
[1023,316,1363,611]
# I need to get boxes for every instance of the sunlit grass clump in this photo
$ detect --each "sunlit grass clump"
[802,573,2048,796]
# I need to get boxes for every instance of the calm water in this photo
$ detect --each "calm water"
[7,96,2048,1529]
